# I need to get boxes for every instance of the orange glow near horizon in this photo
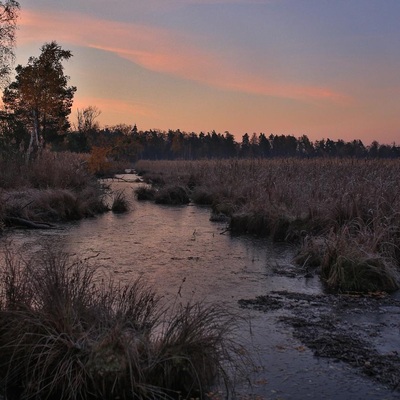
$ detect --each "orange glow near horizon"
[12,5,400,144]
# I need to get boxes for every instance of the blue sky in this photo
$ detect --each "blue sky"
[12,0,400,143]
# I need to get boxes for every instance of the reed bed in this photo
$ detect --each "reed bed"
[0,248,245,400]
[0,151,108,224]
[135,158,400,293]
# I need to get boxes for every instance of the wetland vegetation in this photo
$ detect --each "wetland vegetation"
[135,158,400,294]
[0,3,399,395]
[0,151,109,229]
[133,158,400,395]
[0,248,244,400]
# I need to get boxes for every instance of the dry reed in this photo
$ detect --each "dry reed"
[135,158,400,292]
[0,247,245,400]
[0,151,108,224]
[111,189,130,213]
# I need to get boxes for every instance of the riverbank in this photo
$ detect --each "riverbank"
[135,158,400,294]
[132,159,400,394]
[0,151,109,230]
[2,174,399,399]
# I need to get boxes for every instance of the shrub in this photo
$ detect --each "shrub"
[0,249,244,400]
[0,151,94,191]
[87,146,112,177]
[0,159,25,189]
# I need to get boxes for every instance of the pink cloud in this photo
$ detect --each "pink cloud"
[18,8,348,104]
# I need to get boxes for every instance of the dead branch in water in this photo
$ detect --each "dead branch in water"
[4,216,57,229]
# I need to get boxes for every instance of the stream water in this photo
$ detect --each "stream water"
[1,175,399,399]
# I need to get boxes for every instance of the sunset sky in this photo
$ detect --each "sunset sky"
[14,0,400,143]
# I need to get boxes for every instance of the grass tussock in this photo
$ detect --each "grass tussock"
[134,186,156,201]
[155,185,190,206]
[320,224,400,293]
[190,187,215,206]
[111,190,130,213]
[135,159,400,293]
[0,248,245,400]
[296,222,400,293]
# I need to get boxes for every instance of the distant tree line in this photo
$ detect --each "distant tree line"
[0,10,398,163]
[64,125,400,161]
[2,106,400,161]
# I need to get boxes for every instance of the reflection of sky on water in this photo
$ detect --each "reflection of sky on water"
[1,177,398,399]
[1,193,318,306]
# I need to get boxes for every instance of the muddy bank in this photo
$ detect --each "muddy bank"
[239,290,400,393]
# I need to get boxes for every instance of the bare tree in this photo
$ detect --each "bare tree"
[77,106,101,133]
[0,0,19,88]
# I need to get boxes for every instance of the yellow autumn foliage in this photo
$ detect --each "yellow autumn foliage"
[87,146,111,175]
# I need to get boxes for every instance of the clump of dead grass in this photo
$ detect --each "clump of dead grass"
[155,185,190,205]
[296,222,400,293]
[134,185,156,201]
[190,187,215,206]
[0,248,245,400]
[111,189,130,213]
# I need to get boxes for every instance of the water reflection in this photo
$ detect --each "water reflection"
[1,176,398,400]
[1,196,319,305]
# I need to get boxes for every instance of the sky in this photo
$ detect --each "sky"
[12,0,400,143]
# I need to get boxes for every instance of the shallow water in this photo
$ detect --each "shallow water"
[1,175,399,399]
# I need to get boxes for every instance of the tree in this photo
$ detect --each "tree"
[2,41,76,157]
[298,134,314,157]
[224,131,237,158]
[0,0,19,88]
[258,133,271,157]
[249,132,259,157]
[77,105,101,133]
[240,133,250,158]
[66,106,101,153]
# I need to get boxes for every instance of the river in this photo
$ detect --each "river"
[1,175,399,399]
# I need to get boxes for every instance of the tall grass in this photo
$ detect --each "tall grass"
[0,151,91,190]
[0,248,245,400]
[111,189,130,213]
[0,151,108,224]
[135,158,400,292]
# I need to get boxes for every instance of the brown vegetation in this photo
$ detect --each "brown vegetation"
[134,183,190,206]
[134,185,156,201]
[0,151,108,228]
[135,158,400,293]
[0,248,244,400]
[111,189,130,213]
[154,185,190,206]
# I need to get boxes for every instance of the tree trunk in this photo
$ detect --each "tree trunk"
[26,109,40,162]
